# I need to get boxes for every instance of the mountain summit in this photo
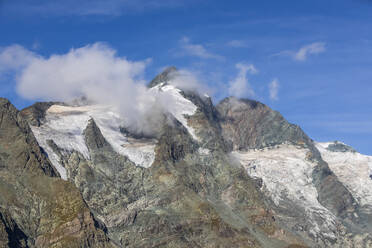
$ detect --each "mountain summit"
[0,69,371,248]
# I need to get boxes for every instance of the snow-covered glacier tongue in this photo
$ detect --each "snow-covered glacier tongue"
[30,104,157,179]
[232,144,339,243]
[316,141,372,211]
[232,142,372,246]
[30,80,200,180]
[149,82,199,140]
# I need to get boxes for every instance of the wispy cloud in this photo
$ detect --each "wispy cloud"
[269,78,279,100]
[274,42,326,61]
[0,45,39,74]
[228,63,257,98]
[178,37,224,60]
[227,40,248,48]
[294,42,326,61]
[1,0,193,16]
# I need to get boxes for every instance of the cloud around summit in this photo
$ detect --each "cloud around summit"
[0,43,206,136]
[269,78,279,101]
[228,63,258,98]
[177,37,224,61]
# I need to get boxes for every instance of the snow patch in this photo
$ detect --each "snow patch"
[232,145,338,239]
[150,83,199,140]
[198,148,210,155]
[31,104,156,180]
[31,126,68,180]
[316,142,372,207]
[31,83,199,179]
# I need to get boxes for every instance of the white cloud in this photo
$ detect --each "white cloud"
[179,37,224,60]
[294,42,326,61]
[228,63,257,98]
[13,43,149,103]
[0,43,207,136]
[274,42,326,61]
[269,78,279,101]
[227,40,248,48]
[167,69,211,94]
[0,45,38,74]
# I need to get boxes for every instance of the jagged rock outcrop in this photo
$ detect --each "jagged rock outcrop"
[0,98,112,248]
[0,208,28,248]
[20,102,60,127]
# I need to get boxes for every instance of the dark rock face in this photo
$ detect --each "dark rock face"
[0,208,28,248]
[183,91,230,153]
[154,121,197,163]
[326,141,356,153]
[148,66,177,88]
[0,98,112,248]
[216,97,311,151]
[0,98,58,177]
[20,101,59,127]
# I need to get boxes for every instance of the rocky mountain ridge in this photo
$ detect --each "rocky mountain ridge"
[0,68,371,247]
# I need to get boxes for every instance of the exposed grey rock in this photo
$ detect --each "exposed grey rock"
[0,98,113,248]
[326,141,357,153]
[182,90,230,152]
[20,101,60,127]
[0,98,58,177]
[216,97,312,151]
[0,208,28,248]
[148,66,177,88]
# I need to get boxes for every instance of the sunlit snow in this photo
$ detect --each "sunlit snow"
[316,142,372,208]
[232,144,338,239]
[32,104,156,180]
[31,83,199,180]
[150,83,199,140]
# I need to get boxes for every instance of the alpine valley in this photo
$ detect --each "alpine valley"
[0,68,371,248]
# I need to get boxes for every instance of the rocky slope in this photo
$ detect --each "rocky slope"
[0,68,371,247]
[0,98,113,248]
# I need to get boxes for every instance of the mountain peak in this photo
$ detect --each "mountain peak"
[2,71,372,247]
[217,97,311,151]
[148,66,178,88]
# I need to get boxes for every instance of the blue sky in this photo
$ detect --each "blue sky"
[0,0,371,154]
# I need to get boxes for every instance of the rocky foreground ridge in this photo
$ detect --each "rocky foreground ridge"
[0,68,371,248]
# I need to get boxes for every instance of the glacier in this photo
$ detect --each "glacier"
[31,82,199,180]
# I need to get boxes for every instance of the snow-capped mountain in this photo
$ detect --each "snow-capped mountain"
[0,67,371,248]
